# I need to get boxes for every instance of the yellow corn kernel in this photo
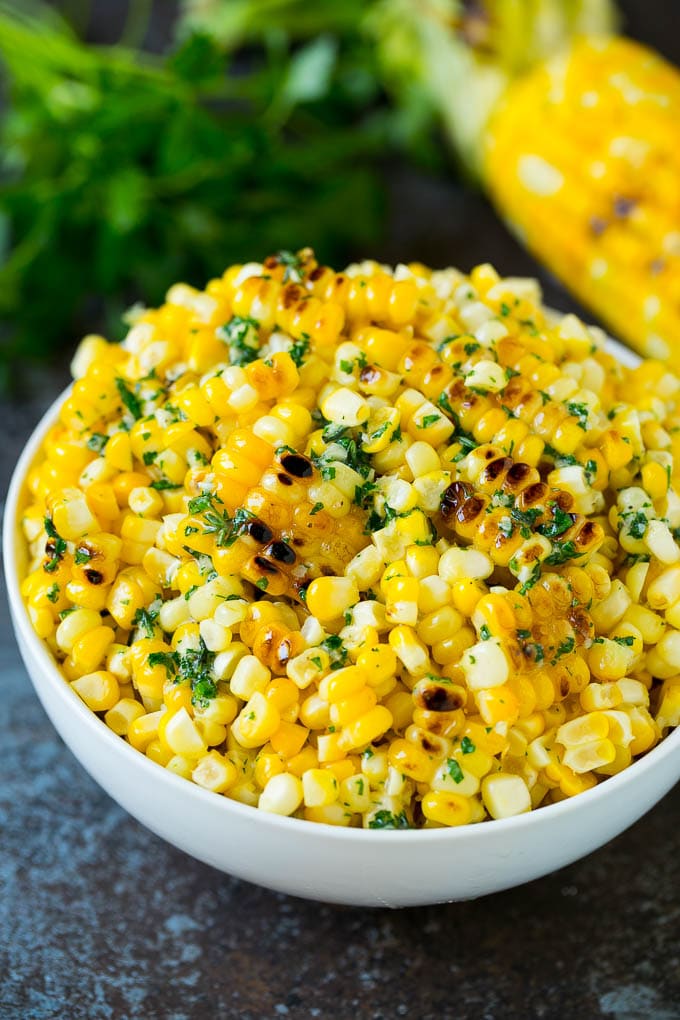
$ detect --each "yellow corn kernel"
[306,576,359,622]
[356,644,397,687]
[562,739,616,774]
[70,670,120,712]
[421,791,472,827]
[163,707,207,758]
[302,768,339,808]
[270,721,309,759]
[233,691,281,749]
[230,655,271,700]
[387,737,437,783]
[254,752,285,789]
[55,608,102,653]
[127,710,161,751]
[70,625,115,674]
[475,685,520,726]
[330,688,377,728]
[481,773,531,819]
[192,751,238,793]
[318,665,366,703]
[340,705,392,751]
[104,698,146,736]
[258,773,304,815]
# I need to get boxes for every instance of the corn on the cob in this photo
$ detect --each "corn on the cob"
[20,249,679,829]
[485,36,680,360]
[374,5,679,359]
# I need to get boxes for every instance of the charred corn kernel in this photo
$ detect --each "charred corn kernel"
[71,670,120,712]
[258,773,303,816]
[481,773,531,819]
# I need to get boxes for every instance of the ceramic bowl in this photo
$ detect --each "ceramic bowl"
[5,337,680,907]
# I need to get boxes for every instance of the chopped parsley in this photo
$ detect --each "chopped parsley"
[177,638,217,707]
[614,635,635,647]
[566,401,589,429]
[310,502,325,516]
[538,505,574,539]
[544,540,579,566]
[150,479,182,490]
[446,759,464,784]
[289,334,310,368]
[320,634,349,671]
[275,249,304,283]
[74,546,93,565]
[479,624,491,641]
[368,810,411,830]
[220,315,260,366]
[518,560,543,595]
[419,413,441,429]
[553,636,575,662]
[460,736,476,755]
[115,377,143,420]
[43,516,67,573]
[626,512,648,540]
[133,605,160,639]
[46,583,60,604]
[148,650,179,679]
[497,517,513,539]
[511,506,543,531]
[86,433,109,453]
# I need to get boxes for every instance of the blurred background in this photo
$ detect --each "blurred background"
[0,0,676,392]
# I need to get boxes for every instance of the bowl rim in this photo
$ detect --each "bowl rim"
[5,342,680,845]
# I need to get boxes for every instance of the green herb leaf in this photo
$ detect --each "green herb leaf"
[115,378,143,420]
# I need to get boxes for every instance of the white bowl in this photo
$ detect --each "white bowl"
[5,339,680,907]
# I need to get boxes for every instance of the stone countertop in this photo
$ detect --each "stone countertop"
[2,163,680,1020]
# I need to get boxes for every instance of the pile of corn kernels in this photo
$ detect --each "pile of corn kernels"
[20,250,680,827]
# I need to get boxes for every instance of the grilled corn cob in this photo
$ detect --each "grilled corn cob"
[485,36,680,360]
[20,249,680,829]
[374,2,680,359]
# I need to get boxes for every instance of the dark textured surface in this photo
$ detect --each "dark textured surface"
[2,2,680,1017]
